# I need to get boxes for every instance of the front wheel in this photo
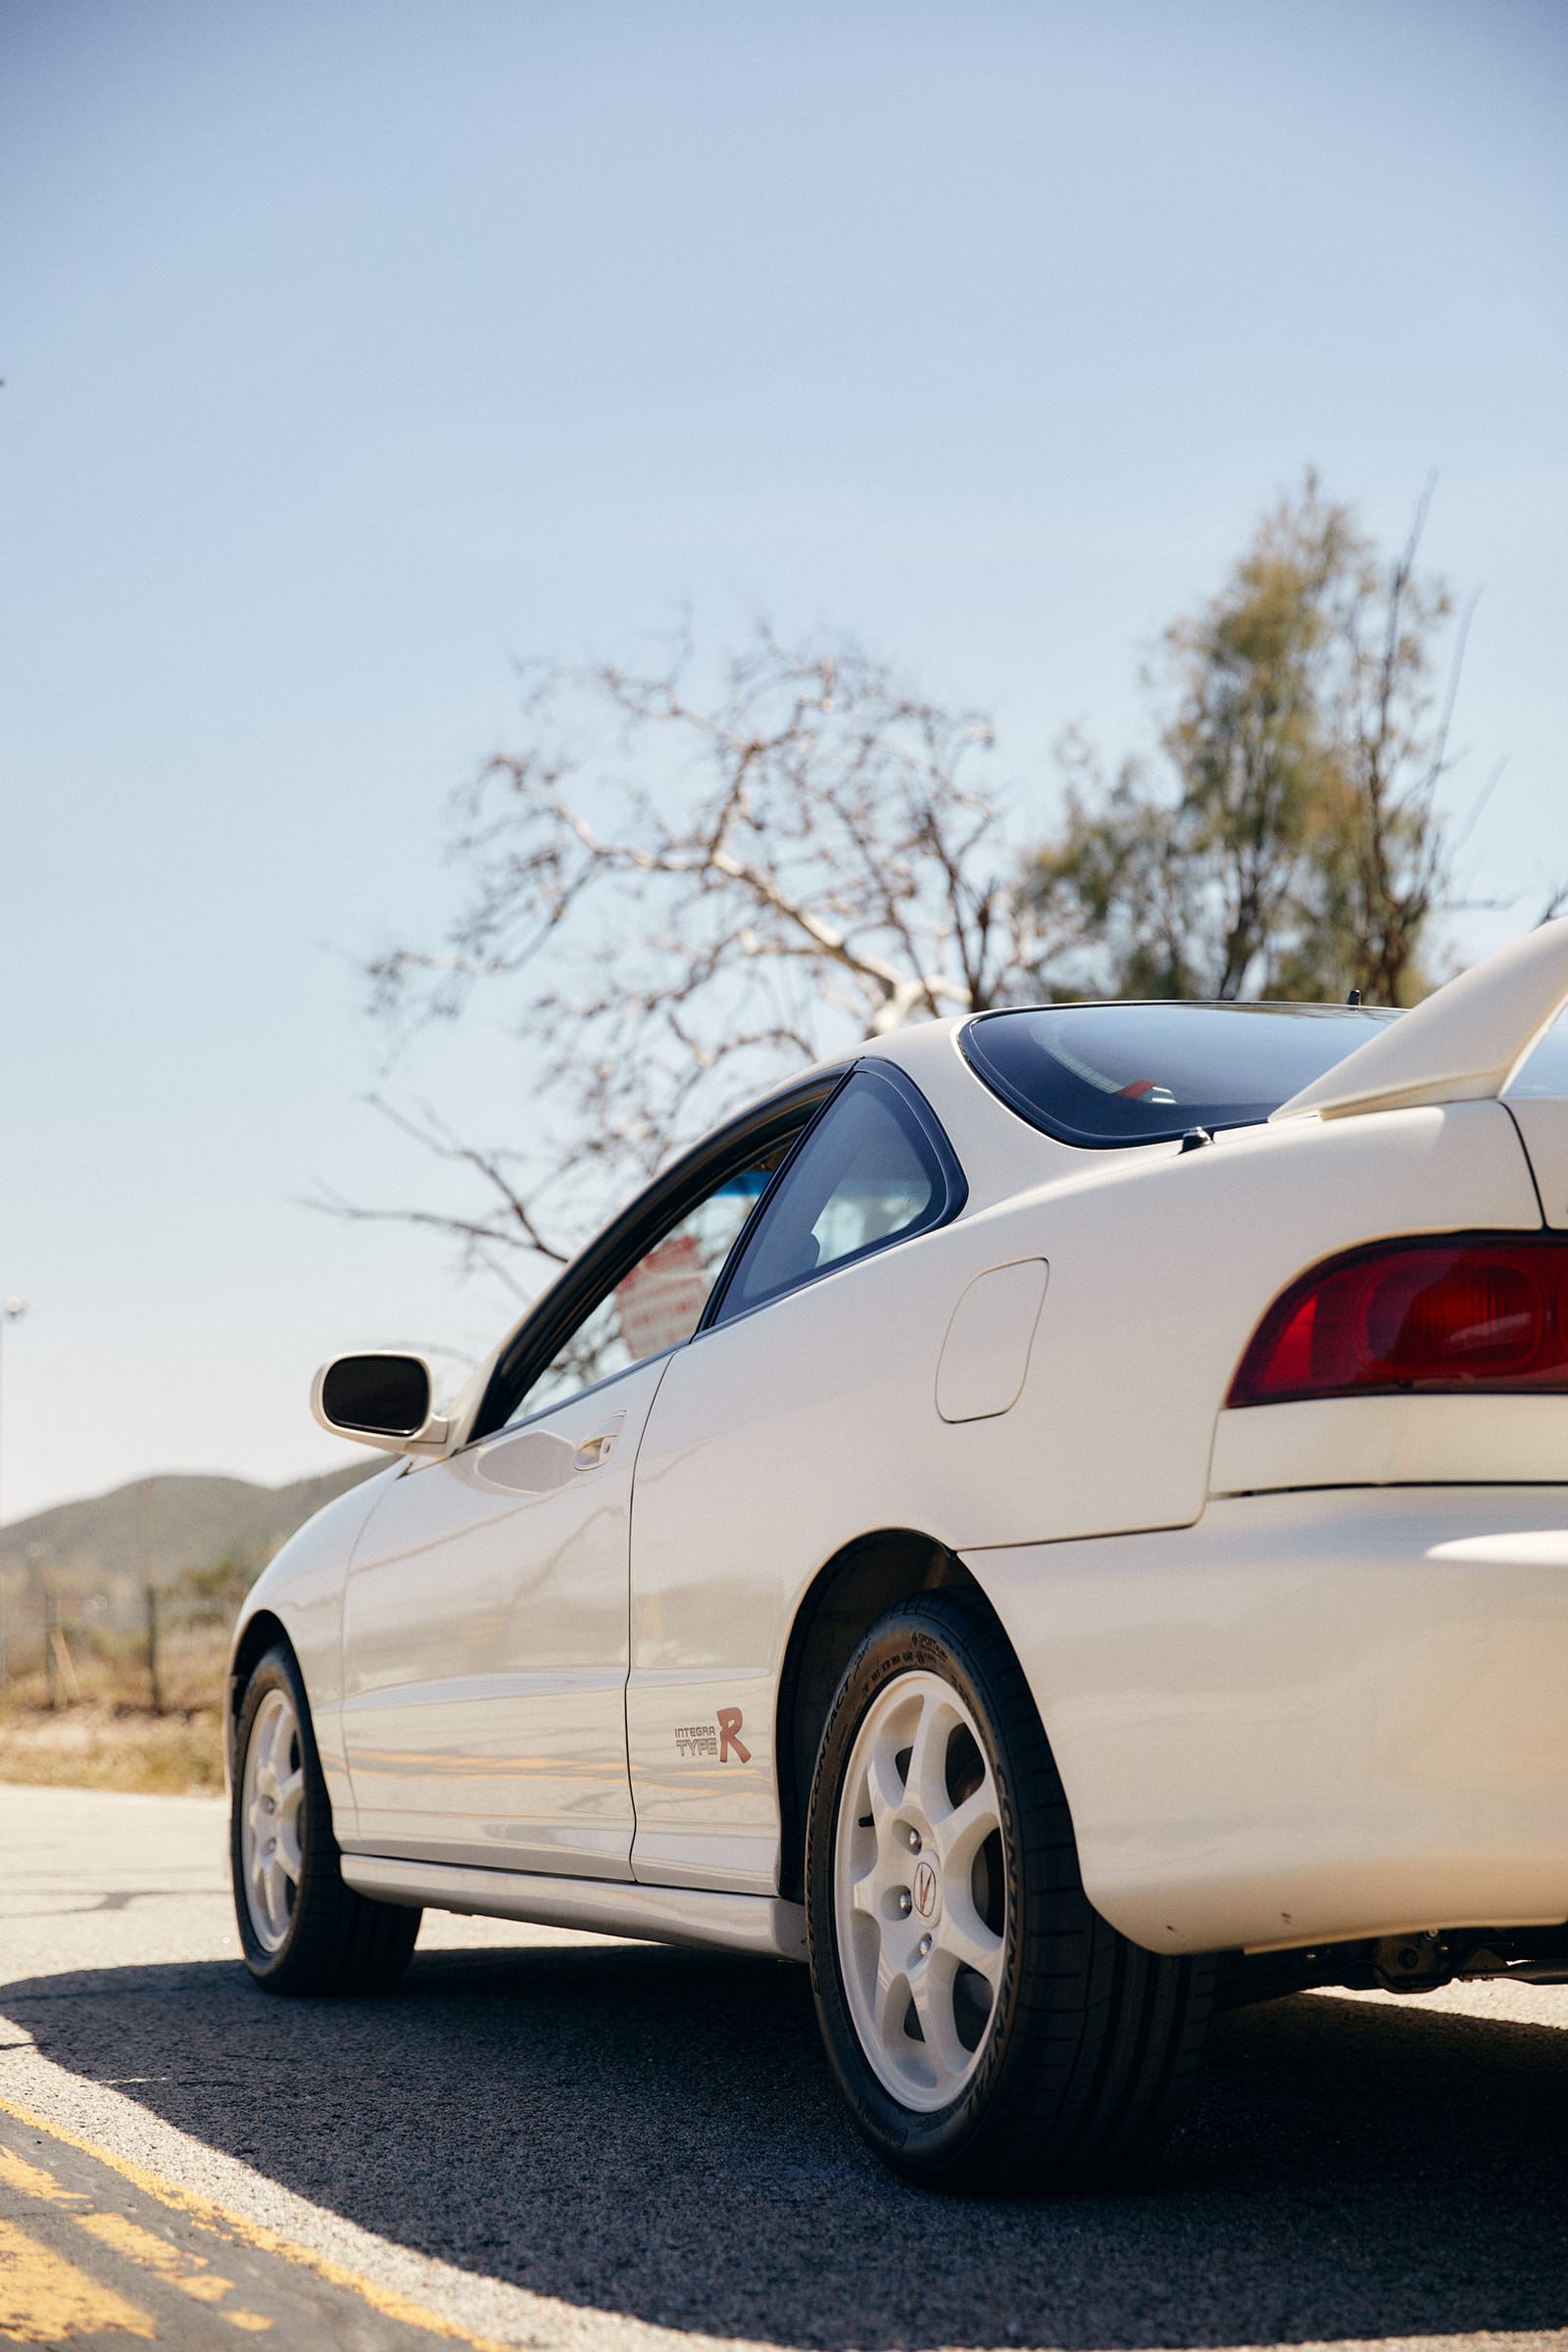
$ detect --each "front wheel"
[806,1592,1213,2191]
[231,1643,420,1995]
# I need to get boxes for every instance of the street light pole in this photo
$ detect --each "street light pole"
[0,1298,30,1692]
[0,1296,30,1535]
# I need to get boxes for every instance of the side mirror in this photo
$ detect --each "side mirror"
[310,1352,451,1456]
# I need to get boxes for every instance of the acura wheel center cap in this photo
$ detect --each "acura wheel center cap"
[911,1855,941,1923]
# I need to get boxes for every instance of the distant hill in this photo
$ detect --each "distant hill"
[0,1461,382,1599]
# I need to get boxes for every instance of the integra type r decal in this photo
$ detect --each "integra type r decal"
[674,1709,751,1763]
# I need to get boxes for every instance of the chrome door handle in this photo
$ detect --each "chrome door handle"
[573,1414,625,1471]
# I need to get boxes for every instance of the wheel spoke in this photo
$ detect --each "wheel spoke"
[871,1945,912,2050]
[904,1691,953,1824]
[849,1864,880,1917]
[911,1954,969,2081]
[251,1847,279,1936]
[933,1779,997,1875]
[863,1737,907,1833]
[939,1888,1004,1984]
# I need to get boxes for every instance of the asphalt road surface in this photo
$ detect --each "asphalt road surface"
[2,1786,1566,2352]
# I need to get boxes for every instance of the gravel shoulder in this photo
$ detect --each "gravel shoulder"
[3,1782,1567,2352]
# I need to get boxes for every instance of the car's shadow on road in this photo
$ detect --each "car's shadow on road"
[7,1939,1567,2349]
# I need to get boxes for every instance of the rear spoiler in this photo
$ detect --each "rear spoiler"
[1272,917,1568,1123]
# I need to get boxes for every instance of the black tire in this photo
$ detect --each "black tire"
[805,1591,1213,2191]
[230,1642,420,1995]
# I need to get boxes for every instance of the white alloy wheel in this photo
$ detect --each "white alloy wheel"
[833,1668,1006,2111]
[240,1685,305,1953]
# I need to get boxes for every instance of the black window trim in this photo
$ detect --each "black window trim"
[700,1057,969,1333]
[959,999,1401,1152]
[469,1069,851,1443]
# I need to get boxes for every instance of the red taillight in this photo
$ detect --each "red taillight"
[1228,1236,1568,1405]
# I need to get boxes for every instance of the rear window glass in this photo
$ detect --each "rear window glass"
[963,1002,1399,1149]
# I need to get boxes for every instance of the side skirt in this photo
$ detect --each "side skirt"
[340,1852,808,1962]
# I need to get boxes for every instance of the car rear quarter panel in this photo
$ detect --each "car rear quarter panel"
[1509,1097,1568,1226]
[967,1490,1568,1954]
[959,1097,1540,1543]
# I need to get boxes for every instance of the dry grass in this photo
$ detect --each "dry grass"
[0,1630,228,1794]
[0,1699,225,1794]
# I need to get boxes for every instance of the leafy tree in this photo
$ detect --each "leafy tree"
[1035,475,1467,1005]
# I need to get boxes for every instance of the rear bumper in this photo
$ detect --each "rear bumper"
[963,1489,1568,1958]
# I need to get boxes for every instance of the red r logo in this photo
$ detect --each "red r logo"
[717,1708,751,1764]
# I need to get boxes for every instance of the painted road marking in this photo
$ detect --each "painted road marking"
[0,2136,270,2337]
[0,2146,89,2208]
[0,2213,157,2344]
[76,2212,266,2325]
[0,2092,511,2347]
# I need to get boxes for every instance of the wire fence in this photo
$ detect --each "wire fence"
[0,1564,245,1719]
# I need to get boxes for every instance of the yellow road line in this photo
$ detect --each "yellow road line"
[0,2147,89,2209]
[0,2092,511,2349]
[0,2140,272,2334]
[76,2208,237,2297]
[76,2212,270,2329]
[0,2214,156,2344]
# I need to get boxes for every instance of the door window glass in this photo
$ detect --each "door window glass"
[512,1152,783,1422]
[715,1071,949,1321]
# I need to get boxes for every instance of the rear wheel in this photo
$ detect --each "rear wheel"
[231,1643,420,1995]
[806,1592,1213,2191]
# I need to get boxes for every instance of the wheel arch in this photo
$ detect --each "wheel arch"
[227,1608,293,1781]
[775,1528,1003,1901]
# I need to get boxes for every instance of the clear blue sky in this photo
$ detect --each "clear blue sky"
[2,0,1564,1521]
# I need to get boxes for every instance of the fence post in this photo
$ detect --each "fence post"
[146,1584,163,1716]
[44,1591,81,1706]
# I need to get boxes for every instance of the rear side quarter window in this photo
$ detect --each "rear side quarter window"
[711,1065,964,1323]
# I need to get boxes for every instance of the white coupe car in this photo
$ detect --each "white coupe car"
[228,920,1568,2191]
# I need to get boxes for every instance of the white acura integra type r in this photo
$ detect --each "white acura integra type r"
[228,920,1568,2191]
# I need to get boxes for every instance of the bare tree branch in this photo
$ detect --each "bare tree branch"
[330,623,1079,1282]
